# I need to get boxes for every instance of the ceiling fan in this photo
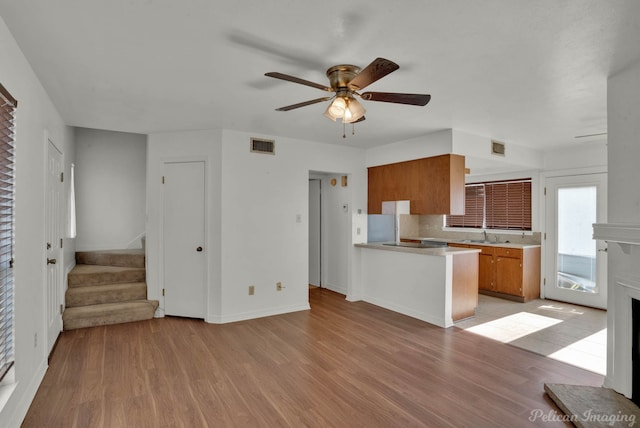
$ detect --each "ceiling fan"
[265,57,431,124]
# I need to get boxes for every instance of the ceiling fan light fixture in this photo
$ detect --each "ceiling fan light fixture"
[343,97,365,123]
[324,95,365,123]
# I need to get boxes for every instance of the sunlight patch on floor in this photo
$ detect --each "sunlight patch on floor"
[464,312,562,342]
[548,329,607,375]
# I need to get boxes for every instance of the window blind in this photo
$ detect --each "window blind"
[446,184,485,228]
[0,83,16,383]
[445,178,532,231]
[485,180,532,230]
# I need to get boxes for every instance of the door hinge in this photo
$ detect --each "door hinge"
[544,187,546,196]
[544,277,546,285]
[544,232,547,240]
[60,172,64,182]
[60,304,64,315]
[60,238,63,249]
[162,176,165,184]
[162,288,165,296]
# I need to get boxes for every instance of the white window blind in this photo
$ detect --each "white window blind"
[0,83,16,382]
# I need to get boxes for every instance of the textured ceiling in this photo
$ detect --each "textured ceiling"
[1,0,639,150]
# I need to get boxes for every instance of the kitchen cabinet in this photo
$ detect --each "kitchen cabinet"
[368,154,465,215]
[448,243,541,302]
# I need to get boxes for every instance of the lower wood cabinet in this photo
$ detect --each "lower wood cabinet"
[448,243,541,302]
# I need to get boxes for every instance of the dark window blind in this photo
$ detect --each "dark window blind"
[0,83,16,382]
[485,180,532,230]
[446,184,485,228]
[446,178,532,231]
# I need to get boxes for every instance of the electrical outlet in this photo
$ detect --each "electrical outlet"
[276,282,282,291]
[249,285,255,296]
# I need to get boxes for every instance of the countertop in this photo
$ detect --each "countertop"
[403,237,541,249]
[355,242,481,256]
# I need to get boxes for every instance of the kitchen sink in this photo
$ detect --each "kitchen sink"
[461,239,494,244]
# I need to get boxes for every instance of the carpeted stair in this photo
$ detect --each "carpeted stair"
[63,250,159,330]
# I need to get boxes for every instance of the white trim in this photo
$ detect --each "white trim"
[3,359,47,428]
[593,223,640,245]
[207,303,310,324]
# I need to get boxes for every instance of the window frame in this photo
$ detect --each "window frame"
[0,83,16,385]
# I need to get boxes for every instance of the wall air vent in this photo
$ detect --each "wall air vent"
[250,138,275,155]
[491,140,506,156]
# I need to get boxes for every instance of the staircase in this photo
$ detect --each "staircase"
[63,250,159,330]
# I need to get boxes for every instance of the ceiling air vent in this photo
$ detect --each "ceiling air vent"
[491,140,506,156]
[250,138,275,155]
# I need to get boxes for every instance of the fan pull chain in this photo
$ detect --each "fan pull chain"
[342,122,346,139]
[352,123,355,135]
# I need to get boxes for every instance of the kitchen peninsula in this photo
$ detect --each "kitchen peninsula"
[354,243,480,328]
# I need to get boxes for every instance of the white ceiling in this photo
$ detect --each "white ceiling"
[1,1,639,150]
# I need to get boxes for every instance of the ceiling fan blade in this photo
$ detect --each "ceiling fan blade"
[361,92,431,106]
[265,72,332,92]
[275,97,332,111]
[348,58,399,90]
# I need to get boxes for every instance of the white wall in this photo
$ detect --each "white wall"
[147,129,366,324]
[365,129,453,167]
[75,128,146,251]
[543,139,607,172]
[146,129,223,319]
[320,174,352,295]
[218,130,366,322]
[0,16,74,428]
[605,58,640,393]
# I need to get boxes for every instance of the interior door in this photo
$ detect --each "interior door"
[309,179,321,287]
[163,161,206,318]
[545,173,607,309]
[46,139,63,352]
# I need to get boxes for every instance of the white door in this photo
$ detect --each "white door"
[309,179,321,287]
[163,161,206,318]
[545,173,607,309]
[46,139,63,352]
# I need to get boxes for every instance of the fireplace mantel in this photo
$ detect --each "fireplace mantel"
[593,223,640,245]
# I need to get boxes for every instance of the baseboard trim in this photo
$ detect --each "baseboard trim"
[5,358,47,428]
[207,303,310,324]
[323,283,347,295]
[363,296,452,328]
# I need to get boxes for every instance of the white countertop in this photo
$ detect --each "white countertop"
[355,242,481,256]
[404,237,541,249]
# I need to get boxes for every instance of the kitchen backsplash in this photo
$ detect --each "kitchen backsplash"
[399,214,542,245]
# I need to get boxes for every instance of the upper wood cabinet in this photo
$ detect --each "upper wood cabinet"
[367,154,466,215]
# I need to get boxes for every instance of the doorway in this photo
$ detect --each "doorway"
[545,173,607,309]
[46,138,63,353]
[309,179,321,288]
[162,161,206,318]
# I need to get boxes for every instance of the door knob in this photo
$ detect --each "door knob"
[196,246,203,252]
[47,258,57,265]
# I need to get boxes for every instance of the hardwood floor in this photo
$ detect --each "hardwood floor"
[23,288,603,427]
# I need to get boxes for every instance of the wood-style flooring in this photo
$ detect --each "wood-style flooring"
[22,288,603,427]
